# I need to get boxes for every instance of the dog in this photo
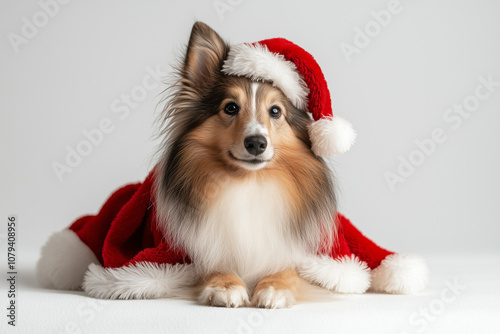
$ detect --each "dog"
[155,22,337,308]
[37,22,428,308]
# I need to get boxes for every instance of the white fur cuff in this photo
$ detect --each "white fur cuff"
[299,254,371,294]
[222,43,310,110]
[83,262,198,300]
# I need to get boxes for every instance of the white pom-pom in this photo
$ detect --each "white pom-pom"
[370,253,429,294]
[36,229,99,290]
[308,116,356,157]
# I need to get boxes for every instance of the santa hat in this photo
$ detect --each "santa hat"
[222,38,356,157]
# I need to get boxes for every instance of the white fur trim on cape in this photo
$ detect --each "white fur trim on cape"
[298,255,371,294]
[36,229,99,290]
[222,43,309,110]
[370,253,429,294]
[308,116,356,157]
[82,262,198,299]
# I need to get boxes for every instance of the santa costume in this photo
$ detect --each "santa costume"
[37,36,428,299]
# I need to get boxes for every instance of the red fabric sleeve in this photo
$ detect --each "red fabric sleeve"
[125,242,190,267]
[69,183,141,265]
[69,170,189,269]
[336,213,394,269]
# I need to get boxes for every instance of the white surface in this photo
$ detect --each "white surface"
[1,0,500,256]
[1,252,499,334]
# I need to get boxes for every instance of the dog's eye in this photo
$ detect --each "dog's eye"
[269,106,282,119]
[224,102,239,115]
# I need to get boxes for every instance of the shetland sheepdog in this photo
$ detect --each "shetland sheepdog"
[37,21,428,308]
[154,22,336,308]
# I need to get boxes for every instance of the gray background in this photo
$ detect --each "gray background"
[1,0,499,257]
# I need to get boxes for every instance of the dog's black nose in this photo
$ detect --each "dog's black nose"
[244,135,267,156]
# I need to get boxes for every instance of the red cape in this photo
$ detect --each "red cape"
[69,171,393,270]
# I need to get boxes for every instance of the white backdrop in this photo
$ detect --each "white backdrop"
[1,0,499,258]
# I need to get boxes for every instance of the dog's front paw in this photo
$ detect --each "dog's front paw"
[199,285,250,307]
[251,286,295,309]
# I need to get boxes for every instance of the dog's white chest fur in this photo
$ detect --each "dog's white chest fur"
[183,179,306,289]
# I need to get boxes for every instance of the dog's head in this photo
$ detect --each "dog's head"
[160,22,313,173]
[155,22,337,252]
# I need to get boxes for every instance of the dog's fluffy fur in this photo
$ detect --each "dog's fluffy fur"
[154,22,337,307]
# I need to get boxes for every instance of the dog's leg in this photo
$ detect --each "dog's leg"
[251,268,300,308]
[198,272,250,307]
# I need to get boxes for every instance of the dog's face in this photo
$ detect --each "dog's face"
[190,77,311,171]
[171,22,312,173]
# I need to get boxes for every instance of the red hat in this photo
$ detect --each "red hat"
[222,38,356,157]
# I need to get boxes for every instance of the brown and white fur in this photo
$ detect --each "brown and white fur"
[154,22,337,308]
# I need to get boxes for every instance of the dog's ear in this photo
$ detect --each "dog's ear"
[183,22,228,92]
